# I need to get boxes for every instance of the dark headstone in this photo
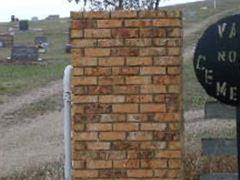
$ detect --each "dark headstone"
[205,101,236,119]
[11,46,39,61]
[202,138,237,156]
[65,44,72,54]
[193,14,240,106]
[34,36,47,45]
[11,15,15,22]
[0,34,14,48]
[19,20,29,31]
[200,173,238,180]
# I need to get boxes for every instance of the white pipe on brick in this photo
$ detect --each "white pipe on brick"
[63,65,73,180]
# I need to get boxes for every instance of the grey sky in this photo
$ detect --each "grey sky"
[0,0,204,22]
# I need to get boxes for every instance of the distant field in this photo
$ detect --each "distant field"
[0,19,70,102]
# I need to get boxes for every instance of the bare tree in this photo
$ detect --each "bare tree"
[69,0,163,10]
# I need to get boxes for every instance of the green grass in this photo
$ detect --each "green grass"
[0,19,70,102]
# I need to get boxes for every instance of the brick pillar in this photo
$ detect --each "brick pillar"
[70,10,183,179]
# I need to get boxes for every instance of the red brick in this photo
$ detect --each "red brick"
[85,48,110,57]
[113,123,139,131]
[140,104,166,113]
[98,39,124,47]
[98,76,125,85]
[100,132,126,140]
[153,75,181,85]
[73,95,98,103]
[87,160,112,169]
[167,28,182,37]
[140,28,166,38]
[128,132,152,141]
[113,104,139,113]
[87,142,110,150]
[72,39,97,48]
[141,123,167,131]
[111,11,137,18]
[153,38,181,47]
[113,85,140,94]
[126,57,152,66]
[72,77,97,85]
[140,142,166,150]
[168,159,181,168]
[127,170,153,177]
[98,57,124,66]
[153,56,180,66]
[140,66,166,75]
[125,38,152,47]
[71,30,83,38]
[99,95,125,103]
[73,170,98,178]
[126,76,151,85]
[152,19,181,27]
[126,95,152,103]
[86,123,112,131]
[88,85,113,95]
[111,48,139,56]
[84,29,111,38]
[140,47,166,56]
[112,28,139,38]
[168,85,181,93]
[71,12,83,19]
[168,47,181,55]
[141,159,167,168]
[113,160,140,168]
[74,132,98,141]
[125,19,152,27]
[73,57,97,67]
[141,85,166,93]
[98,19,123,28]
[71,20,96,29]
[155,150,181,158]
[85,67,111,76]
[83,11,110,18]
[112,67,139,75]
[73,68,84,76]
[167,66,181,75]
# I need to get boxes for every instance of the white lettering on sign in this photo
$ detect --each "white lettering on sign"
[217,51,237,63]
[205,69,213,85]
[216,82,227,97]
[230,87,237,101]
[229,23,237,38]
[218,23,227,38]
[196,55,206,70]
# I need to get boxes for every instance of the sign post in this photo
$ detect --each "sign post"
[193,14,240,179]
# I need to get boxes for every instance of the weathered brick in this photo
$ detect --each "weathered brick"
[111,48,139,56]
[73,160,85,169]
[112,28,139,38]
[113,104,139,113]
[168,47,181,55]
[153,75,181,85]
[153,38,181,47]
[128,132,152,141]
[87,142,111,150]
[99,151,126,160]
[87,160,112,169]
[126,95,152,103]
[140,28,166,38]
[72,39,97,48]
[84,104,112,114]
[74,132,98,141]
[73,68,84,76]
[73,95,98,103]
[111,11,137,18]
[127,170,153,177]
[155,150,181,158]
[98,57,125,66]
[84,29,111,38]
[72,77,97,85]
[126,57,152,66]
[98,19,123,28]
[85,48,110,57]
[85,67,111,76]
[113,85,140,94]
[112,67,139,75]
[125,38,152,47]
[71,30,83,38]
[140,104,166,113]
[140,66,166,75]
[152,19,181,27]
[73,170,98,178]
[168,85,181,93]
[73,57,97,67]
[126,76,151,85]
[167,66,181,75]
[71,12,83,19]
[98,39,124,47]
[71,20,96,29]
[100,132,126,140]
[141,123,167,131]
[141,159,167,168]
[99,95,125,103]
[83,11,110,19]
[141,85,166,94]
[153,56,180,66]
[98,76,125,85]
[140,47,166,56]
[168,159,181,168]
[88,85,113,95]
[113,123,139,131]
[113,160,140,168]
[140,142,166,150]
[166,28,182,37]
[86,123,112,131]
[125,19,152,27]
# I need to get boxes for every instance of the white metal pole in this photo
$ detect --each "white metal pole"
[63,65,73,180]
[214,0,217,9]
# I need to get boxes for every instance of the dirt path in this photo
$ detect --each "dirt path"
[1,7,239,178]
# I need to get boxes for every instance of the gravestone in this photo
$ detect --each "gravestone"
[0,34,14,48]
[34,36,48,53]
[11,46,39,61]
[19,20,29,31]
[65,44,71,53]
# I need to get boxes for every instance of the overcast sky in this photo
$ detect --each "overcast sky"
[0,0,204,22]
